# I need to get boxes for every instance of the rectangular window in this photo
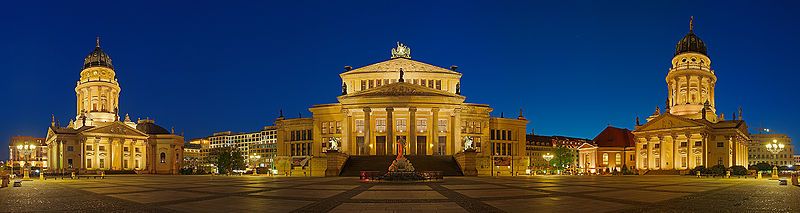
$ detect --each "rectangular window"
[396,119,407,132]
[413,79,419,85]
[681,156,687,168]
[428,80,434,88]
[436,80,442,90]
[716,142,724,147]
[361,80,366,90]
[501,130,507,140]
[86,145,93,151]
[421,79,427,87]
[123,147,129,152]
[681,142,688,147]
[86,159,92,168]
[474,137,482,152]
[695,141,702,147]
[654,144,660,149]
[475,122,482,133]
[655,158,660,168]
[67,159,73,168]
[490,129,495,140]
[99,146,106,151]
[384,79,390,85]
[356,119,365,133]
[135,147,141,153]
[376,79,382,87]
[369,80,374,88]
[461,121,467,133]
[417,118,427,132]
[99,159,105,169]
[438,119,447,132]
[322,122,329,134]
[123,160,129,169]
[642,144,648,149]
[67,146,74,152]
[336,121,342,134]
[376,118,386,132]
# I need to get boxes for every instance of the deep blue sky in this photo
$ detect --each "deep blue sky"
[3,1,799,160]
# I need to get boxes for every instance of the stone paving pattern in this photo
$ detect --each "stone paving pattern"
[1,175,799,212]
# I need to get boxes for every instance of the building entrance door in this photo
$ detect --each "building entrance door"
[376,136,386,155]
[356,136,366,155]
[437,136,446,155]
[417,136,427,155]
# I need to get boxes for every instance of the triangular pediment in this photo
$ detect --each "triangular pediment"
[339,82,465,99]
[577,143,597,150]
[635,113,707,132]
[82,121,149,138]
[342,57,461,75]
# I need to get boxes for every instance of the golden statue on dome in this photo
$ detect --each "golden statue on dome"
[391,42,411,59]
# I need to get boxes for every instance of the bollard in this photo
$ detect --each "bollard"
[757,171,762,179]
[696,171,701,178]
[101,171,105,178]
[726,171,731,178]
[71,172,76,179]
[39,172,43,180]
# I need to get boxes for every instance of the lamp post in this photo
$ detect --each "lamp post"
[16,142,37,180]
[765,139,785,180]
[543,152,554,175]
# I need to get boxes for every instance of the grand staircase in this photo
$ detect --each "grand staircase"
[339,155,463,176]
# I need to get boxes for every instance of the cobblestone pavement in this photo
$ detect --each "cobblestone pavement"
[1,175,799,212]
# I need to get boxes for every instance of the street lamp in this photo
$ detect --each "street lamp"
[765,139,785,180]
[16,142,37,180]
[543,153,554,175]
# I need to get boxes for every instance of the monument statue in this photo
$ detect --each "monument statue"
[328,137,340,151]
[463,136,474,151]
[391,42,411,59]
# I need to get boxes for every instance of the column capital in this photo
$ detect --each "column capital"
[431,107,440,112]
[408,107,417,112]
[363,107,372,113]
[385,107,394,112]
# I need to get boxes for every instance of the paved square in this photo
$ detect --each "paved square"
[2,175,799,212]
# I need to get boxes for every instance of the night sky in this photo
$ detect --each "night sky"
[3,1,799,160]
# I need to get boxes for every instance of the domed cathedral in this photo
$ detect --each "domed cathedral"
[632,18,750,174]
[273,42,529,176]
[45,38,184,175]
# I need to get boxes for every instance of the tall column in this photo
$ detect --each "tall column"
[341,109,351,154]
[409,107,417,155]
[363,107,372,155]
[684,76,690,104]
[109,139,114,170]
[672,135,678,169]
[659,136,665,169]
[431,108,440,155]
[386,107,395,155]
[687,133,694,169]
[702,133,708,166]
[453,108,462,153]
[647,138,654,169]
[450,110,457,155]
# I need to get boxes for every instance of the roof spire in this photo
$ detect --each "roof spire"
[689,16,694,32]
[96,36,100,47]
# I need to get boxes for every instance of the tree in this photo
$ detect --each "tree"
[753,162,772,172]
[730,165,748,176]
[550,146,575,171]
[209,147,246,175]
[691,165,707,175]
[708,165,726,176]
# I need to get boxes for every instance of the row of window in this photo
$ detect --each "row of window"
[491,142,512,156]
[642,141,705,149]
[290,129,313,141]
[290,142,312,156]
[359,79,443,91]
[84,158,141,169]
[750,154,791,159]
[352,118,448,133]
[84,145,140,153]
[461,121,482,134]
[490,129,514,141]
[641,156,702,168]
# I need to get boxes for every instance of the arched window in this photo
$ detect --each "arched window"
[615,153,621,166]
[160,152,166,163]
[602,153,609,165]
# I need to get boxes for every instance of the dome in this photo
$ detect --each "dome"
[136,119,170,135]
[83,38,114,69]
[674,31,708,56]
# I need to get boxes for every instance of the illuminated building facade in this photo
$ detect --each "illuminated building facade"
[8,136,48,168]
[748,132,793,167]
